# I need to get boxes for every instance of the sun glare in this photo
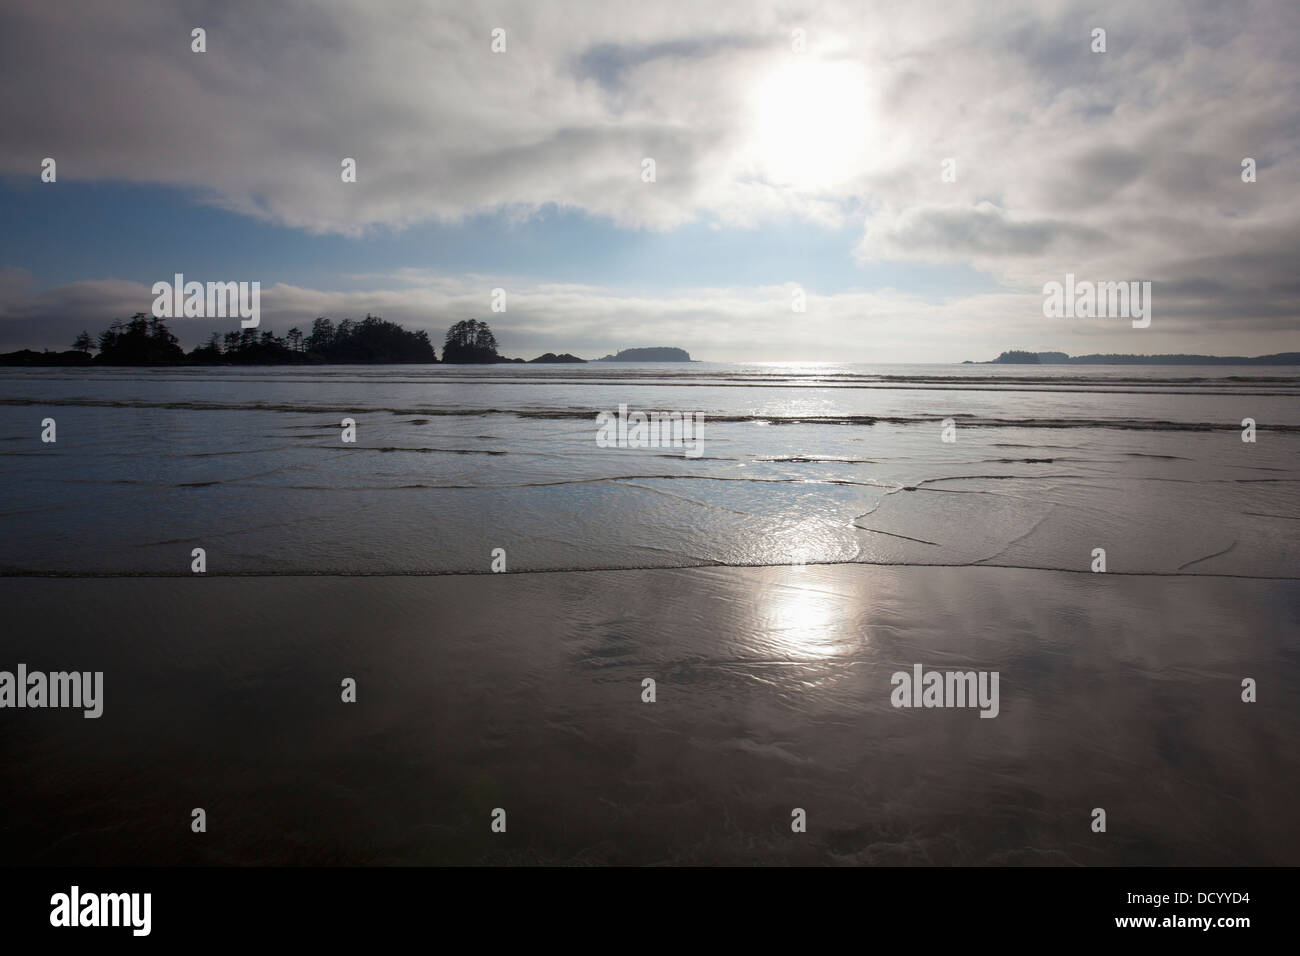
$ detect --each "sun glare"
[749,59,873,190]
[763,577,856,660]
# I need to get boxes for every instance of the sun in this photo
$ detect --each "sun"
[748,58,874,190]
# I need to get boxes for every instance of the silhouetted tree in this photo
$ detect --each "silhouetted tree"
[442,319,500,363]
[95,313,184,365]
[189,332,224,363]
[306,317,335,353]
[72,331,94,353]
[74,313,436,365]
[320,313,437,363]
[97,319,125,353]
[148,315,178,350]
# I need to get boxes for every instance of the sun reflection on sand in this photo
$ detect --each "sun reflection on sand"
[759,573,857,660]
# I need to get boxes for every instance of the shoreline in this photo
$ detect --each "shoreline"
[3,564,1296,866]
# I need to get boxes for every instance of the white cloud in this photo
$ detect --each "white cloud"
[1,0,1297,348]
[2,271,1287,362]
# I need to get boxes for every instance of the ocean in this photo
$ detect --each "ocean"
[1,363,1297,864]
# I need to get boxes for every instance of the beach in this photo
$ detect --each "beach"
[2,566,1296,866]
[1,362,1297,864]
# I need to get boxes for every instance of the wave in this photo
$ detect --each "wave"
[2,562,1295,580]
[6,367,1298,388]
[4,397,1296,432]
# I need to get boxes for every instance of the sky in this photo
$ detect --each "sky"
[0,0,1297,362]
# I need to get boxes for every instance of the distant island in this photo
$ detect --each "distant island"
[594,347,692,362]
[968,350,1300,366]
[0,315,591,366]
[440,322,586,363]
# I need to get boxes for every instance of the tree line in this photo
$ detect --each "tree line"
[52,315,516,365]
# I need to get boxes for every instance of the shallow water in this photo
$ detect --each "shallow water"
[2,568,1296,865]
[0,363,1296,864]
[1,363,1296,577]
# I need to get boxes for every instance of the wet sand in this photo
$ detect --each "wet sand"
[2,565,1295,865]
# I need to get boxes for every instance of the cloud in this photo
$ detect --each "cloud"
[0,0,1297,347]
[858,203,1108,261]
[1,271,1290,363]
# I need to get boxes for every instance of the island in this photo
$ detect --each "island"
[0,316,594,366]
[972,350,1300,366]
[594,347,692,362]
